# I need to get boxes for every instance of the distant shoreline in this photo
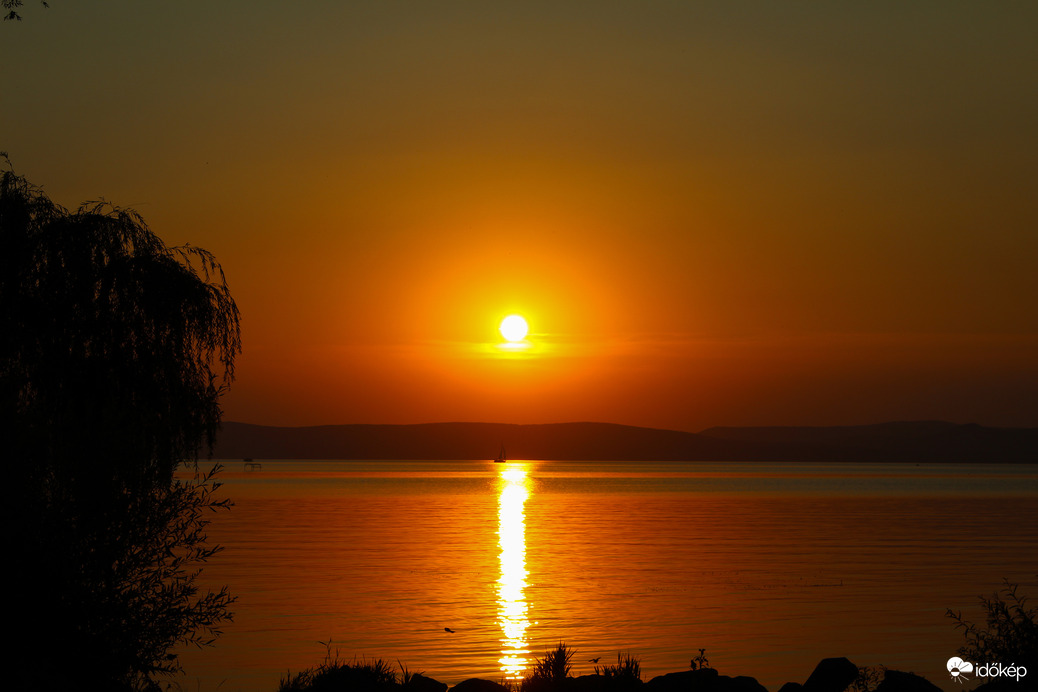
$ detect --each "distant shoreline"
[213,420,1038,463]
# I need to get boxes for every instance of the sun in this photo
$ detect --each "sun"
[499,315,529,342]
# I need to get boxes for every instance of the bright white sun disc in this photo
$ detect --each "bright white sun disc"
[499,315,529,342]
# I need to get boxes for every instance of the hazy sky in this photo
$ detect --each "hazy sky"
[4,2,1037,430]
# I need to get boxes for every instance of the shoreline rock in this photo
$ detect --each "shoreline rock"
[285,657,989,692]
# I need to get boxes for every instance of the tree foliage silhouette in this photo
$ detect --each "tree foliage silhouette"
[947,577,1037,673]
[3,0,48,21]
[1,163,241,690]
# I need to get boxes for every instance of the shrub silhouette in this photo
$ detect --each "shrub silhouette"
[947,577,1037,673]
[2,164,241,690]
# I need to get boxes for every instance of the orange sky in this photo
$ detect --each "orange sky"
[3,2,1037,430]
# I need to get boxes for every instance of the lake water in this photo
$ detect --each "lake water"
[176,461,1038,692]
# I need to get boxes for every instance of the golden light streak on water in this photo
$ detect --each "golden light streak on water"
[497,464,532,680]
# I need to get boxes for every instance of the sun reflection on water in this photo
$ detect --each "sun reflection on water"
[497,464,531,680]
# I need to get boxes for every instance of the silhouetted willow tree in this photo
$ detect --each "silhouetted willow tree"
[1,164,241,690]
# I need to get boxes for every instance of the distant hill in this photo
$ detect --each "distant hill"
[699,420,1038,462]
[213,420,1038,462]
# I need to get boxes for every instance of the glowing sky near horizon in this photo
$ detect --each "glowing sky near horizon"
[3,2,1037,430]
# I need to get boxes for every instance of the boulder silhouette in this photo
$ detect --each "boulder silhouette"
[571,673,644,692]
[450,679,511,692]
[645,668,766,692]
[406,674,449,692]
[803,658,859,692]
[969,681,1028,692]
[874,670,941,692]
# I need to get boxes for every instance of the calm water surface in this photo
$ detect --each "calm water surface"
[176,461,1038,691]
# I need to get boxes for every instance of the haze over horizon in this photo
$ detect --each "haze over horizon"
[221,418,1035,434]
[4,2,1037,433]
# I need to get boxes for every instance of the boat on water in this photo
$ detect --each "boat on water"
[494,445,507,463]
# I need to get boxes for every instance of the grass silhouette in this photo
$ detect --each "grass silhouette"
[521,643,574,692]
[594,652,641,683]
[278,641,413,692]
